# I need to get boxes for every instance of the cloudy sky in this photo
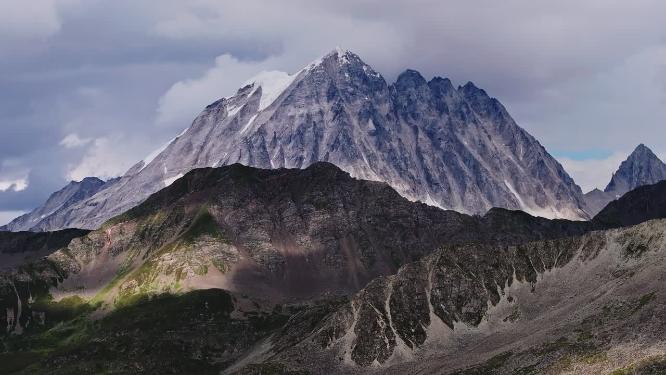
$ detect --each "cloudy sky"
[1,0,665,224]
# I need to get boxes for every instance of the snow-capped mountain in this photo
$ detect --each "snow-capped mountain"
[17,48,589,231]
[584,144,666,216]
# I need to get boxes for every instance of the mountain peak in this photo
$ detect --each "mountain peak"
[628,143,657,160]
[459,81,487,97]
[303,48,375,77]
[330,46,350,56]
[317,47,360,65]
[604,144,666,194]
[396,69,427,87]
[1,175,111,232]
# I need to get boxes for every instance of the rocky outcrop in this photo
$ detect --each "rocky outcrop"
[263,218,666,374]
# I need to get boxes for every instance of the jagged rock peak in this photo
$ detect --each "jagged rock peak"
[396,69,427,85]
[605,144,666,194]
[14,48,591,231]
[625,144,661,163]
[585,144,666,217]
[428,76,455,93]
[459,80,485,93]
[306,47,371,70]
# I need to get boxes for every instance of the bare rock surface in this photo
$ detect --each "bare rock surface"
[260,219,666,375]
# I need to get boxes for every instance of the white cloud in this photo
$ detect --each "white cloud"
[66,137,143,181]
[156,54,283,128]
[513,45,666,154]
[0,178,28,192]
[0,160,30,192]
[0,0,60,38]
[557,152,629,193]
[60,133,93,148]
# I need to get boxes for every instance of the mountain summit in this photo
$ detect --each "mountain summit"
[584,144,666,216]
[9,49,589,231]
[605,144,666,196]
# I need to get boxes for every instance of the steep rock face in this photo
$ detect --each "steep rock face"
[29,49,587,231]
[1,177,116,232]
[263,219,666,374]
[584,144,666,216]
[605,144,666,195]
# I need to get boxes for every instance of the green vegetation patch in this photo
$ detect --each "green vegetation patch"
[180,206,226,244]
[31,295,97,323]
[12,289,290,374]
[610,355,666,375]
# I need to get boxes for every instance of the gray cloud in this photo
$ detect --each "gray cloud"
[1,0,665,217]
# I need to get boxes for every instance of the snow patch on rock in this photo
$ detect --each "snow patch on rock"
[243,71,297,112]
[163,173,184,187]
[140,127,188,172]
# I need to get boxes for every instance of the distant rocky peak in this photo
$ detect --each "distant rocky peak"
[457,81,505,119]
[584,144,666,217]
[428,76,455,95]
[323,46,359,64]
[626,143,660,162]
[458,81,492,102]
[605,144,666,194]
[396,69,427,86]
[315,48,383,80]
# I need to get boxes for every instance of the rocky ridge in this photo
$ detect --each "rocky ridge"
[1,177,117,232]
